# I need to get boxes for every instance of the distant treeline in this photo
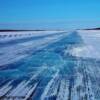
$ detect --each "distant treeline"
[0,29,46,32]
[84,27,100,30]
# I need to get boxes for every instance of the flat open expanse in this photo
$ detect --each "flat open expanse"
[0,30,100,100]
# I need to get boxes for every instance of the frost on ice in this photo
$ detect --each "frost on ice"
[0,30,100,100]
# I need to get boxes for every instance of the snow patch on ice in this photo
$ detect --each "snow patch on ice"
[71,45,100,59]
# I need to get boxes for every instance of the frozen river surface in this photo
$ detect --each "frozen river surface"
[0,30,100,100]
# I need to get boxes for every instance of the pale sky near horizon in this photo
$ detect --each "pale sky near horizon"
[0,0,100,29]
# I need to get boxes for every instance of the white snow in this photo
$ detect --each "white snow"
[71,45,99,59]
[0,31,67,66]
[65,30,100,59]
[0,31,64,42]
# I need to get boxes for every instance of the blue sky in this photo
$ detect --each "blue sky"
[0,0,100,29]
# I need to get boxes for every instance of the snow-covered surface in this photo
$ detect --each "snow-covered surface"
[0,30,100,100]
[63,30,100,59]
[0,31,63,42]
[0,31,66,66]
[71,45,99,59]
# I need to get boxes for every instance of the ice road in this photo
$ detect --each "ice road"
[0,30,100,100]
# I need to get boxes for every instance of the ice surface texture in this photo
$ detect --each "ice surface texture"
[0,30,100,100]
